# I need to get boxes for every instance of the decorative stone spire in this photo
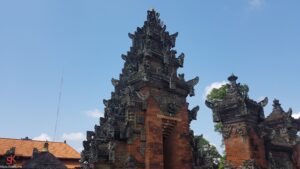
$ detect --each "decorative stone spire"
[272,99,284,112]
[228,74,238,84]
[263,99,300,168]
[118,9,199,98]
[81,10,199,169]
[265,99,292,121]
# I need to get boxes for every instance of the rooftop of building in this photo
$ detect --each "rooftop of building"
[0,137,80,159]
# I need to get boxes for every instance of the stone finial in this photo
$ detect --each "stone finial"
[266,99,293,122]
[272,99,284,114]
[272,99,292,117]
[147,9,160,23]
[32,148,39,159]
[273,99,281,107]
[42,141,49,152]
[228,74,238,84]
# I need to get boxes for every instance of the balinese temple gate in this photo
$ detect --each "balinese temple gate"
[81,10,200,169]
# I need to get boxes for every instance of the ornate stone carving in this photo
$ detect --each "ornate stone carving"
[125,155,136,169]
[178,73,185,81]
[83,141,90,151]
[236,125,250,138]
[108,141,116,163]
[186,76,199,97]
[206,75,300,169]
[177,53,185,67]
[205,75,266,125]
[222,124,233,139]
[135,91,149,101]
[86,131,95,141]
[265,99,299,145]
[258,97,268,108]
[268,152,293,169]
[254,124,268,139]
[238,159,261,169]
[205,100,221,122]
[189,106,199,122]
[167,102,179,115]
[111,78,119,87]
[82,9,199,168]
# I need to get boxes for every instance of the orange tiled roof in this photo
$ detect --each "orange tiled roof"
[0,138,80,159]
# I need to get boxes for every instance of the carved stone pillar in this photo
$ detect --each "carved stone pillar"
[206,75,268,169]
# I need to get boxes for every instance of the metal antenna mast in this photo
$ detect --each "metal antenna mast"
[53,70,64,141]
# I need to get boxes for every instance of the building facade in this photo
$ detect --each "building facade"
[0,138,80,169]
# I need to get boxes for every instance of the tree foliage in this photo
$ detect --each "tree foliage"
[206,84,228,137]
[206,85,227,101]
[194,135,221,168]
[218,154,227,169]
[214,122,223,134]
[206,83,249,101]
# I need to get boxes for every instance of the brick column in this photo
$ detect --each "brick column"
[223,123,267,168]
[145,97,164,169]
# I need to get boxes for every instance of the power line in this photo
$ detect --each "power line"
[53,70,64,141]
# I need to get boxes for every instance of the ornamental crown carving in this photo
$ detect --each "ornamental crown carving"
[206,74,266,123]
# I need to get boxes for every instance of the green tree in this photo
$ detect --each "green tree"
[206,85,227,137]
[218,154,227,169]
[206,85,227,101]
[206,83,249,101]
[194,135,221,168]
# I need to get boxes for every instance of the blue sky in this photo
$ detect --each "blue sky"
[0,0,300,153]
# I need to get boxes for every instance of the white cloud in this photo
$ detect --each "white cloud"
[33,133,52,141]
[86,109,104,118]
[62,132,85,141]
[248,0,265,8]
[292,112,300,119]
[203,81,227,100]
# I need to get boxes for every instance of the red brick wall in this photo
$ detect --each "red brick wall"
[145,96,164,169]
[143,95,193,169]
[293,143,300,169]
[224,124,267,168]
[163,104,193,169]
[248,129,267,168]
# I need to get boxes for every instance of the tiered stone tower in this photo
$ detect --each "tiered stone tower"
[81,10,199,169]
[206,75,300,169]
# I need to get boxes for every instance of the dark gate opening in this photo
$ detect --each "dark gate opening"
[163,137,172,169]
[162,119,177,169]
